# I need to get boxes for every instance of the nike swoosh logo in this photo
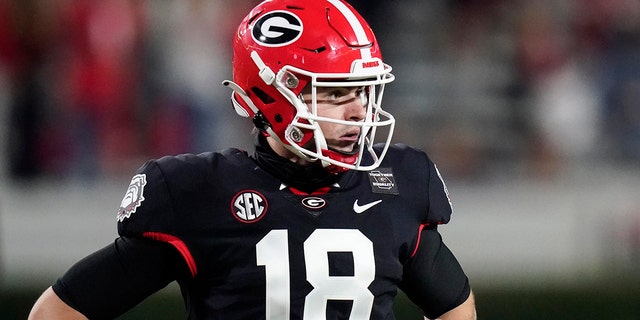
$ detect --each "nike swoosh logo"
[353,199,382,213]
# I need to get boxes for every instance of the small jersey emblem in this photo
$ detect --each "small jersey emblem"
[353,199,382,214]
[301,197,326,210]
[231,190,268,223]
[117,174,147,222]
[367,168,399,194]
[252,10,303,47]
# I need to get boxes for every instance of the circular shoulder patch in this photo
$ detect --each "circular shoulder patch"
[251,10,303,47]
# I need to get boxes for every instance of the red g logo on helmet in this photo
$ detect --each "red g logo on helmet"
[252,11,303,47]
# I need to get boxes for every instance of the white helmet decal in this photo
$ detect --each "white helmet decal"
[251,11,303,47]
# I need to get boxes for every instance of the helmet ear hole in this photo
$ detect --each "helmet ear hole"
[251,87,275,104]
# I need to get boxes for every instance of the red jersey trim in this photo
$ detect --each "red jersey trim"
[143,231,198,277]
[289,186,331,195]
[410,223,428,259]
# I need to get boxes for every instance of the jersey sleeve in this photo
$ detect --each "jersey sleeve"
[116,156,206,277]
[52,237,188,320]
[117,159,177,237]
[398,227,471,319]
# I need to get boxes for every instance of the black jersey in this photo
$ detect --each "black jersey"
[109,143,466,319]
[53,145,470,320]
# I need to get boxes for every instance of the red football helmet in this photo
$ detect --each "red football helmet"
[223,0,395,172]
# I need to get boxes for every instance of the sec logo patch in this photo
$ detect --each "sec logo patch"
[231,190,268,223]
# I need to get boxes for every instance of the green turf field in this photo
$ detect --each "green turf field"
[6,279,639,319]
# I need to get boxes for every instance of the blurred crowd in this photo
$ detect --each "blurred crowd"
[359,0,640,179]
[0,0,257,180]
[0,0,639,182]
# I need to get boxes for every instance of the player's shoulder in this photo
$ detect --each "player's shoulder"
[387,143,427,155]
[372,142,436,190]
[117,148,252,226]
[145,148,252,189]
[153,148,250,170]
[378,143,433,167]
[376,143,453,224]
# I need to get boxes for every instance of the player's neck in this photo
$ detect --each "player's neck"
[266,136,314,166]
[254,134,341,193]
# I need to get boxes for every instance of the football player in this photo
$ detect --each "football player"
[29,0,476,319]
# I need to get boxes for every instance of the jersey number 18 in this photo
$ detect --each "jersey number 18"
[256,229,375,319]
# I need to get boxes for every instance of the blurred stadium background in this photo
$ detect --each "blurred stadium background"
[0,0,639,319]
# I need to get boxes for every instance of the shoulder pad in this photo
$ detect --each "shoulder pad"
[381,144,453,225]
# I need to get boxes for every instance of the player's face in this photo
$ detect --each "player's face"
[301,86,367,153]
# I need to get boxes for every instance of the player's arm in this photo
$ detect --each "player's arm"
[435,290,476,320]
[399,227,476,320]
[28,236,189,319]
[29,287,87,320]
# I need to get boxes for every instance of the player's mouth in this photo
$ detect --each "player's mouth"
[341,130,360,143]
[330,129,361,152]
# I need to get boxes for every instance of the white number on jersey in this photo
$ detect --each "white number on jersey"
[256,229,375,319]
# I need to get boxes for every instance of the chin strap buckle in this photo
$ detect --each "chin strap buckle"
[251,51,276,85]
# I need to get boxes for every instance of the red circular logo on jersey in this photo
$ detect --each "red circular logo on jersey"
[231,190,268,223]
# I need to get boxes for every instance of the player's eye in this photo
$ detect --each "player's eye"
[325,89,344,102]
[313,87,368,105]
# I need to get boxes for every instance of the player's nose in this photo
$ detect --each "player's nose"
[346,93,367,121]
